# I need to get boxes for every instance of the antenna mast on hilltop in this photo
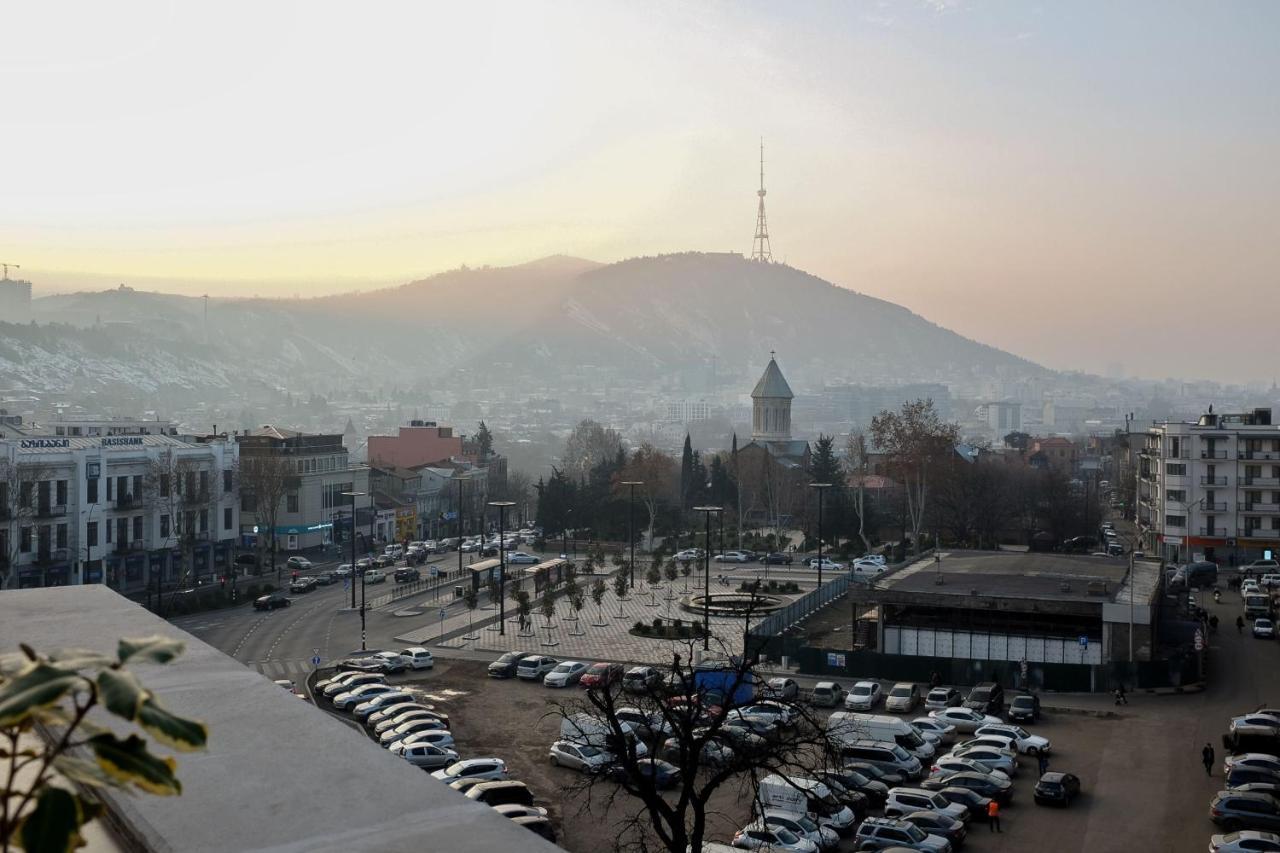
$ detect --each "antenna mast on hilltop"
[751,140,772,262]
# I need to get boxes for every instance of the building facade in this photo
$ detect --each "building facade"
[368,421,463,469]
[1138,407,1280,564]
[0,433,239,595]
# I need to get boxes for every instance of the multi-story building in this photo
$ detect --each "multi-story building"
[236,426,369,552]
[1137,407,1280,564]
[0,433,239,595]
[368,421,463,469]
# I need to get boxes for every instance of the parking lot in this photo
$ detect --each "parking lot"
[309,588,1277,853]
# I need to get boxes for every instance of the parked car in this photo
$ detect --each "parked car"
[286,556,313,571]
[493,803,549,820]
[615,707,672,741]
[922,771,1013,805]
[1006,693,1042,723]
[912,718,956,744]
[924,687,962,710]
[313,572,337,585]
[714,551,753,563]
[929,708,1002,734]
[817,767,889,806]
[1226,755,1280,776]
[322,672,383,698]
[353,690,415,719]
[544,660,590,688]
[851,816,951,852]
[765,677,800,699]
[392,730,455,751]
[762,552,794,565]
[253,591,290,611]
[288,577,317,593]
[732,821,818,853]
[974,723,1050,756]
[928,785,992,822]
[398,647,434,670]
[1211,791,1280,831]
[1227,768,1280,790]
[929,755,1009,782]
[466,780,535,808]
[758,809,839,852]
[810,682,846,708]
[549,739,614,773]
[842,760,906,787]
[489,651,535,678]
[740,700,798,728]
[623,665,662,693]
[394,567,421,583]
[807,557,845,571]
[332,683,398,710]
[579,662,623,689]
[962,682,1004,715]
[845,681,884,711]
[399,742,458,769]
[516,655,559,680]
[1034,771,1081,807]
[431,757,508,783]
[364,569,387,584]
[884,787,969,823]
[372,709,447,736]
[1208,831,1280,853]
[899,810,967,848]
[947,745,1018,778]
[852,558,887,575]
[839,740,923,781]
[1255,618,1276,640]
[367,702,437,728]
[379,720,450,748]
[608,758,682,789]
[505,551,539,564]
[886,683,921,714]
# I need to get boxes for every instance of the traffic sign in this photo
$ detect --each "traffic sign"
[311,655,321,667]
[1020,658,1029,679]
[430,567,439,577]
[1194,630,1204,652]
[343,579,350,590]
[438,608,448,621]
[1078,636,1088,648]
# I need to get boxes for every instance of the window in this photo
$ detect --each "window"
[56,524,67,549]
[19,482,32,507]
[160,515,170,538]
[199,510,208,533]
[105,520,112,544]
[133,516,143,542]
[159,474,170,497]
[1166,515,1186,528]
[106,477,113,501]
[132,475,142,498]
[55,480,67,506]
[20,527,32,552]
[224,507,233,530]
[87,477,98,503]
[223,469,233,493]
[87,521,98,548]
[287,493,299,513]
[1165,463,1186,476]
[241,492,256,512]
[1167,489,1186,503]
[199,470,209,496]
[1170,437,1181,457]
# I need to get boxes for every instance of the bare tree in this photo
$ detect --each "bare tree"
[0,458,53,590]
[843,430,873,554]
[146,449,218,608]
[239,454,293,581]
[563,419,624,482]
[870,399,959,554]
[617,443,680,550]
[548,633,843,853]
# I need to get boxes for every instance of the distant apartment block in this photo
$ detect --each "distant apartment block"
[984,401,1022,433]
[1138,407,1280,564]
[367,420,463,469]
[0,276,31,323]
[664,399,713,422]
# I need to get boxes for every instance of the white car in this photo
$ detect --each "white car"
[714,551,752,563]
[929,754,1009,781]
[1260,574,1280,590]
[399,647,435,670]
[928,707,1002,733]
[394,730,455,751]
[431,757,508,783]
[319,671,380,697]
[400,742,458,769]
[733,821,819,853]
[911,717,956,743]
[844,681,883,711]
[1254,618,1276,639]
[974,723,1051,755]
[353,690,415,719]
[507,551,540,564]
[367,702,434,729]
[807,557,845,571]
[852,558,887,576]
[674,549,703,562]
[331,682,396,709]
[544,661,590,688]
[548,740,614,774]
[379,719,449,748]
[948,744,1019,777]
[333,564,353,578]
[371,708,446,736]
[759,809,839,852]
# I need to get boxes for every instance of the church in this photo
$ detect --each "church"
[735,354,810,528]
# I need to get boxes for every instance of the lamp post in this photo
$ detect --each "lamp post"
[694,505,722,650]
[453,476,469,595]
[810,483,832,587]
[489,500,515,636]
[342,490,367,610]
[621,481,643,587]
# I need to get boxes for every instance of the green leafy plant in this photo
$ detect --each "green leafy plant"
[0,636,208,852]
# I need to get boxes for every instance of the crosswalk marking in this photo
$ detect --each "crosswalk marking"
[249,659,313,678]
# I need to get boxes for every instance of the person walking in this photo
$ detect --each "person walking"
[1237,615,1245,634]
[1203,743,1215,776]
[1115,683,1129,706]
[987,799,1002,832]
[1038,753,1049,777]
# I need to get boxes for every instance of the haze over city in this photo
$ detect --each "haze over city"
[5,1,1279,382]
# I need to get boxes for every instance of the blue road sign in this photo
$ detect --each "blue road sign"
[311,655,321,667]
[438,608,447,621]
[343,579,350,590]
[1078,635,1088,648]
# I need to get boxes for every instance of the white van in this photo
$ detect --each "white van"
[827,712,936,761]
[559,713,647,758]
[757,774,856,835]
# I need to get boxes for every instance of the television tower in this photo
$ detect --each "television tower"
[751,139,772,262]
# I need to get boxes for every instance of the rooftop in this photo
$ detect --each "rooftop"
[0,586,553,853]
[751,357,794,400]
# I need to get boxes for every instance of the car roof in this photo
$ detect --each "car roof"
[1039,772,1070,782]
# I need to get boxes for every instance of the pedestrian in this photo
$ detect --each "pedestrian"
[1038,753,1049,777]
[1203,742,1215,776]
[930,671,942,689]
[1115,683,1128,706]
[1237,615,1245,634]
[987,799,1001,832]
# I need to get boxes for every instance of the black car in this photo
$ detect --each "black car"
[762,552,793,565]
[901,810,967,847]
[1007,693,1041,723]
[313,572,337,586]
[510,815,556,842]
[963,681,1004,715]
[394,567,421,583]
[923,771,1013,805]
[1228,767,1280,789]
[929,785,992,821]
[1034,772,1081,807]
[234,553,259,568]
[843,760,906,787]
[817,768,889,806]
[253,591,290,611]
[488,651,534,679]
[288,577,317,593]
[608,759,682,789]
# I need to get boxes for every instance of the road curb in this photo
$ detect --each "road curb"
[1041,705,1120,719]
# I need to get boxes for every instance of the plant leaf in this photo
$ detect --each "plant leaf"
[0,663,83,728]
[136,698,207,752]
[48,649,117,671]
[116,636,185,666]
[89,733,182,796]
[16,786,87,853]
[53,755,113,789]
[96,669,148,721]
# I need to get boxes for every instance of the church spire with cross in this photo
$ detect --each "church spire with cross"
[751,138,773,262]
[751,351,793,441]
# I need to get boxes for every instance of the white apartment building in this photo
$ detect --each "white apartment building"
[1137,407,1280,564]
[0,434,239,595]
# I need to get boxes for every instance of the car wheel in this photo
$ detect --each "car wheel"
[1028,746,1039,757]
[550,756,559,767]
[1223,819,1242,831]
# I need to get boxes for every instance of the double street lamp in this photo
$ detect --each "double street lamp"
[809,483,832,587]
[621,481,643,586]
[694,505,722,650]
[489,500,515,636]
[342,490,370,650]
[453,476,469,595]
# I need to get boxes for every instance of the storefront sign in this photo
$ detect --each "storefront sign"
[101,436,144,447]
[19,438,69,449]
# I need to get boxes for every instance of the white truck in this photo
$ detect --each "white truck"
[757,774,856,835]
[827,711,937,761]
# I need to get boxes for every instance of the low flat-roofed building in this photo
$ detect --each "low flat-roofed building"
[0,585,554,853]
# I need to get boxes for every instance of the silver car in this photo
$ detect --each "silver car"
[398,742,458,769]
[548,739,613,773]
[947,744,1018,777]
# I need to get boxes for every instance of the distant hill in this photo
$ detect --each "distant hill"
[12,253,1047,397]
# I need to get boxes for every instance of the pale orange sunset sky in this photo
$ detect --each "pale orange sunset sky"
[3,1,1277,382]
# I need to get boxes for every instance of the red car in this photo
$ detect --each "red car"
[579,662,623,689]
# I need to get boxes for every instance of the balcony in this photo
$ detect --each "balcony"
[114,494,137,510]
[1201,501,1228,512]
[1201,476,1229,486]
[1245,502,1280,514]
[33,547,69,566]
[1242,477,1280,488]
[1199,527,1229,537]
[1201,450,1228,459]
[34,503,68,519]
[1240,528,1279,540]
[114,539,147,554]
[1238,450,1280,461]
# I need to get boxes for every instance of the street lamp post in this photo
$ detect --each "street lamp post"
[342,490,367,610]
[489,500,515,636]
[453,476,469,594]
[621,481,643,587]
[694,505,722,650]
[810,483,832,587]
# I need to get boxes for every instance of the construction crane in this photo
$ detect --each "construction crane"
[1,263,18,280]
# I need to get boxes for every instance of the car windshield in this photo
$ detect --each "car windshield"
[795,815,818,832]
[891,687,912,697]
[903,824,927,841]
[970,688,991,700]
[890,745,911,760]
[579,745,603,757]
[772,828,799,844]
[853,685,872,696]
[929,689,949,698]
[552,664,573,673]
[1012,697,1032,707]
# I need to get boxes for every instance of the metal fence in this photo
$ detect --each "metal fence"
[749,572,852,638]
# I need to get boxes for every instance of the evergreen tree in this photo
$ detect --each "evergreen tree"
[807,434,849,539]
[475,421,494,458]
[680,434,694,511]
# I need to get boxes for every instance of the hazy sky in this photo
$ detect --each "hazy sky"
[4,2,1278,383]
